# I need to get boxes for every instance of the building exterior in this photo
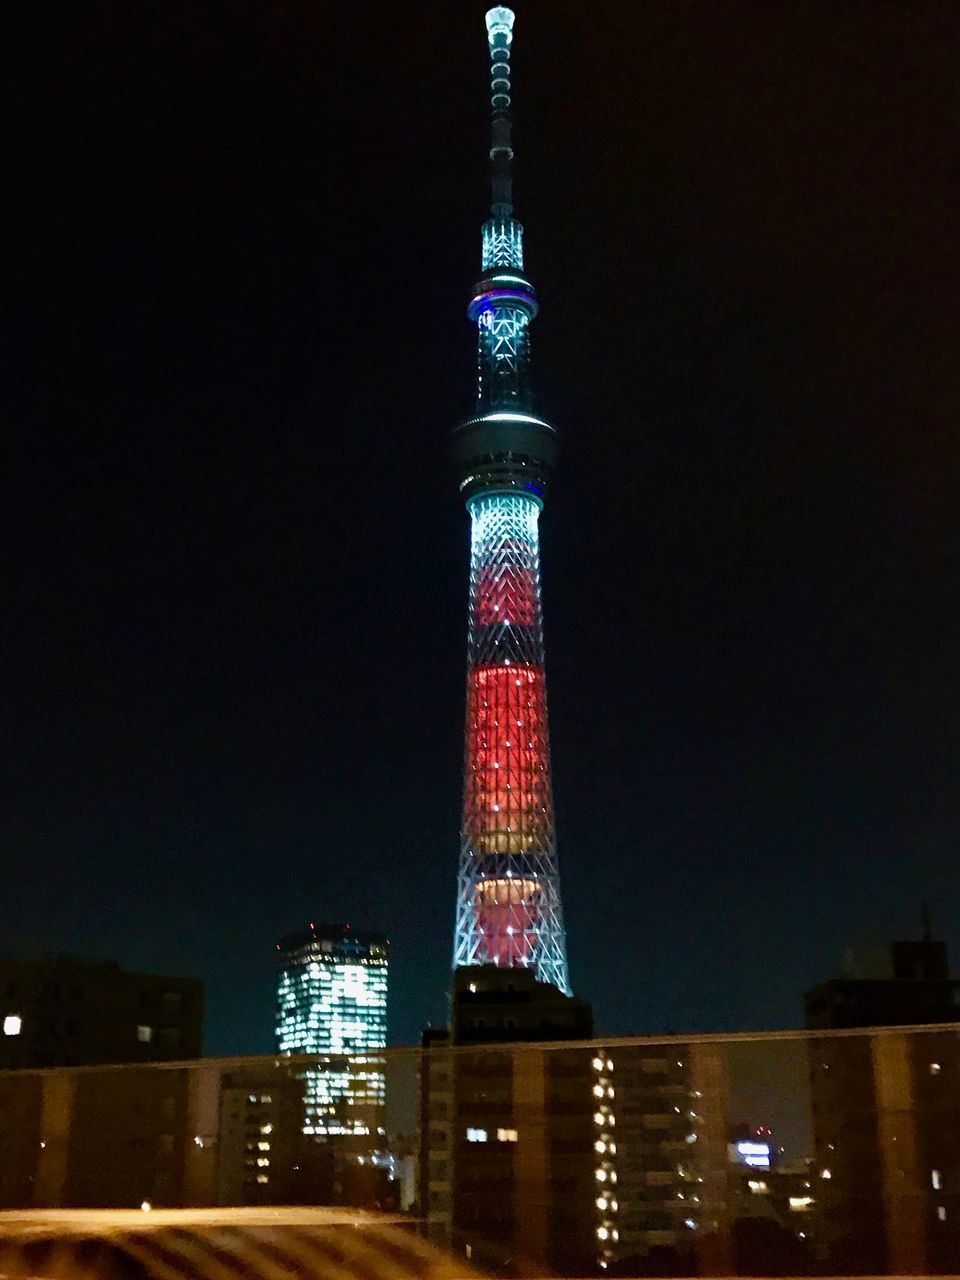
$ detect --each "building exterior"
[419,967,597,1274]
[730,1156,817,1274]
[806,936,960,1273]
[0,1059,218,1209]
[217,1066,304,1206]
[275,924,388,1139]
[608,1042,732,1272]
[451,5,568,997]
[0,957,204,1070]
[805,935,960,1030]
[275,924,389,1204]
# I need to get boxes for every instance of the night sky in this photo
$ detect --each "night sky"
[5,1,960,1056]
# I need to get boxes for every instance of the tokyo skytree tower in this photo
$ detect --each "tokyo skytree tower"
[451,6,570,995]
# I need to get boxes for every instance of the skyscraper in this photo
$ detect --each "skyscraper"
[452,4,569,996]
[275,924,388,1139]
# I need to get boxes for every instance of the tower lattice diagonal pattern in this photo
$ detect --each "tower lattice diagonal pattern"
[451,6,570,995]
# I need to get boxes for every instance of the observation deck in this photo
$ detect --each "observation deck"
[453,408,558,504]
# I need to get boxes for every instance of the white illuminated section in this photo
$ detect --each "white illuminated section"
[482,220,523,270]
[469,492,541,558]
[485,6,515,42]
[476,411,552,428]
[736,1139,771,1168]
[3,1015,21,1037]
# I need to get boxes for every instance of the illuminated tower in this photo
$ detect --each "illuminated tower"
[452,6,569,995]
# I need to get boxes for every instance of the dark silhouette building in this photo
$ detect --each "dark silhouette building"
[0,957,203,1069]
[420,966,597,1275]
[806,934,960,1273]
[805,935,960,1030]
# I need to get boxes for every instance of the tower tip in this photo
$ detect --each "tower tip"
[486,6,515,42]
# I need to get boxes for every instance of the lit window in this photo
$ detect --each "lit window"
[137,1025,153,1043]
[684,1218,697,1229]
[256,1174,269,1184]
[931,1062,942,1075]
[933,1170,942,1190]
[820,1168,831,1180]
[496,1128,518,1143]
[3,1015,21,1037]
[257,1141,270,1151]
[595,1169,607,1182]
[260,1123,273,1135]
[592,1057,604,1071]
[938,1206,947,1222]
[747,1180,769,1194]
[597,1227,609,1241]
[466,1128,488,1143]
[789,1196,814,1211]
[256,1157,270,1167]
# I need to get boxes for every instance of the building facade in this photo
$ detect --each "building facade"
[217,1067,304,1206]
[419,966,597,1275]
[275,924,388,1140]
[609,1041,733,1272]
[806,936,960,1273]
[0,957,203,1070]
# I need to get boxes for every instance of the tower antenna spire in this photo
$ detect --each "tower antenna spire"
[486,7,516,217]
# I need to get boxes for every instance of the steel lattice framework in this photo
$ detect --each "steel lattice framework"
[451,7,570,994]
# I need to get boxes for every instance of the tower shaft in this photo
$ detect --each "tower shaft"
[451,7,570,995]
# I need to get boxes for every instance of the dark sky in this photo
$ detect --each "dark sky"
[5,1,960,1056]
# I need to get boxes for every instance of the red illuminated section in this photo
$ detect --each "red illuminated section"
[463,663,551,967]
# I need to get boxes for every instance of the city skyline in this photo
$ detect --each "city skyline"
[4,1,959,1054]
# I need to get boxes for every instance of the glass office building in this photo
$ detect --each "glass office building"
[275,924,388,1137]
